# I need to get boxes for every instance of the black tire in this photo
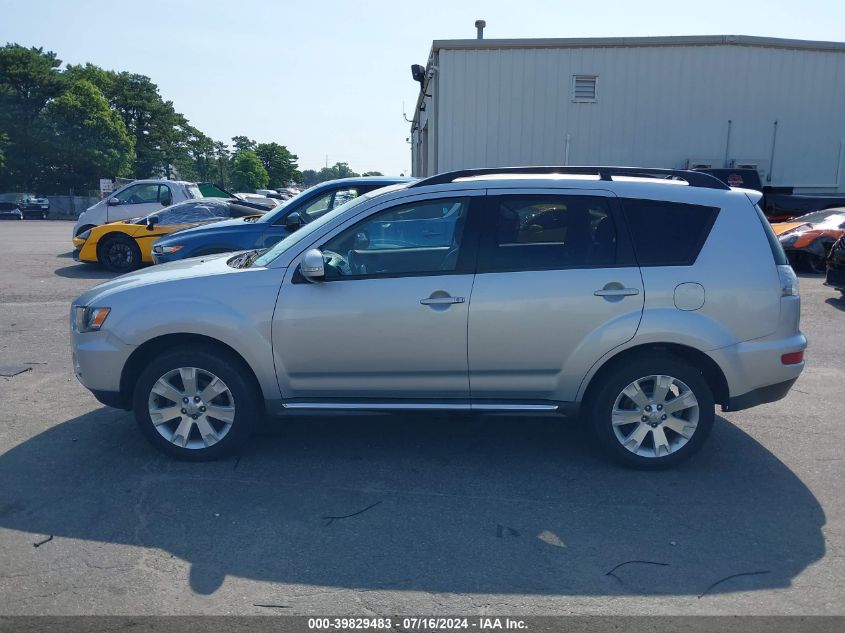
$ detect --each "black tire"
[98,234,142,272]
[133,346,258,461]
[75,224,95,237]
[802,253,826,274]
[587,353,715,469]
[41,210,48,220]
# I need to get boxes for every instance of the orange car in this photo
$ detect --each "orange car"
[773,208,845,273]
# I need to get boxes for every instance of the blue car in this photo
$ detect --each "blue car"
[151,177,410,264]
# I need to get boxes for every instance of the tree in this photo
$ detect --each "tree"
[299,169,317,187]
[230,150,268,191]
[361,171,383,176]
[231,135,256,154]
[0,44,65,189]
[299,162,360,187]
[42,79,133,192]
[255,142,300,187]
[172,127,216,183]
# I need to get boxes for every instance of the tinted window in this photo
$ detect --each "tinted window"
[320,197,470,278]
[483,195,617,271]
[622,199,719,266]
[754,205,788,266]
[301,188,359,221]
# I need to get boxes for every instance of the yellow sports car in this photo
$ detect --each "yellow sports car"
[72,198,266,272]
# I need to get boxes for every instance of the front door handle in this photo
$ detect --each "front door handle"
[594,288,640,297]
[420,296,465,305]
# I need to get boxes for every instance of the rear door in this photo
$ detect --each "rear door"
[468,189,644,403]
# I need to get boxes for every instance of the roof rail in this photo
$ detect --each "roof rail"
[411,166,730,190]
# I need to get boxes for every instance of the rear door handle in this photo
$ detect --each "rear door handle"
[594,288,640,297]
[420,296,465,305]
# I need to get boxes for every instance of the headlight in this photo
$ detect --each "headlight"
[78,229,92,241]
[153,245,183,254]
[73,306,111,332]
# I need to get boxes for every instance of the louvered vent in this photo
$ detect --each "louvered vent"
[572,75,597,102]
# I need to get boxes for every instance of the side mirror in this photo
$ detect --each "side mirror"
[285,211,303,231]
[146,216,160,231]
[160,197,172,208]
[107,197,120,206]
[300,248,325,282]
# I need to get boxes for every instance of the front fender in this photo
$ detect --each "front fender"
[107,267,284,401]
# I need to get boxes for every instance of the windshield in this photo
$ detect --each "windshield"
[251,195,371,268]
[249,183,410,268]
[185,184,202,199]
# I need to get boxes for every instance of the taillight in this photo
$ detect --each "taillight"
[781,351,804,365]
[777,265,799,297]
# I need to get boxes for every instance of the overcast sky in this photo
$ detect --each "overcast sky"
[2,0,843,176]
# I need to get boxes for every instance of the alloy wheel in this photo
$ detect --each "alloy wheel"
[147,367,236,449]
[611,374,700,458]
[107,242,135,269]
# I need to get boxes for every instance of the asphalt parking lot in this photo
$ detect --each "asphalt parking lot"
[0,221,843,616]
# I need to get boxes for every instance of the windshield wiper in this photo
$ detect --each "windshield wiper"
[228,248,268,269]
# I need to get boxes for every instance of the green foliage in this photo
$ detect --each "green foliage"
[255,142,300,187]
[231,135,256,154]
[300,162,361,187]
[362,171,384,176]
[0,43,65,189]
[42,79,134,192]
[231,150,269,191]
[0,44,300,194]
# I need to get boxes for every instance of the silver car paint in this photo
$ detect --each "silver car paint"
[71,177,805,412]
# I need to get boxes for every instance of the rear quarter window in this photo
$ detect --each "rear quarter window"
[621,199,720,266]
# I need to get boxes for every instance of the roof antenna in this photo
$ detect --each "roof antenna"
[475,19,486,40]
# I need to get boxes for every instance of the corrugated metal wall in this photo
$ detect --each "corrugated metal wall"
[425,44,845,190]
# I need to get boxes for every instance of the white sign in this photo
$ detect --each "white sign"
[99,179,114,196]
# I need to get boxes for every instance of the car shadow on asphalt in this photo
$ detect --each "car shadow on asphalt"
[0,409,825,599]
[53,263,120,280]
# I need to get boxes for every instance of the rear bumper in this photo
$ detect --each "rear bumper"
[707,331,806,410]
[722,378,798,412]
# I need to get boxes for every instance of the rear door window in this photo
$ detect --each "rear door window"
[621,199,719,266]
[479,195,618,272]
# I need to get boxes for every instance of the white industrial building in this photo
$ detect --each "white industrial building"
[409,34,845,192]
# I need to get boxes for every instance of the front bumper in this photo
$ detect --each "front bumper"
[72,328,135,400]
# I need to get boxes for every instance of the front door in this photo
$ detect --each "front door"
[108,183,170,223]
[273,193,482,400]
[468,190,644,403]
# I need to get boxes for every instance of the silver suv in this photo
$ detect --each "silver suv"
[70,167,806,468]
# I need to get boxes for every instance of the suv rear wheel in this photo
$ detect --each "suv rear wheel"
[133,347,258,460]
[588,354,714,469]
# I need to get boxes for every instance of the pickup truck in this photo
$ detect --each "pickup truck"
[696,168,845,222]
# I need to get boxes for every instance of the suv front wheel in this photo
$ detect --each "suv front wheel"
[588,354,715,469]
[133,347,258,460]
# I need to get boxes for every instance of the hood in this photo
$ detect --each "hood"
[154,217,260,243]
[74,252,235,307]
